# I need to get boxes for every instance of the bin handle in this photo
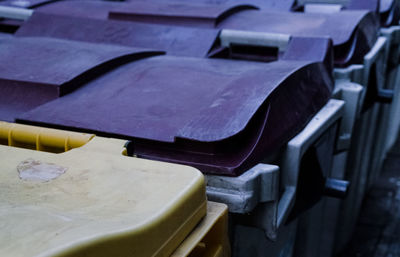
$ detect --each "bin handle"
[219,29,291,52]
[303,3,343,13]
[377,88,394,103]
[0,6,33,20]
[277,186,296,227]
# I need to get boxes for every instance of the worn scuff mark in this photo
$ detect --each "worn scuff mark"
[17,158,67,182]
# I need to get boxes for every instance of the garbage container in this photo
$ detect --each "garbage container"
[61,2,387,254]
[16,67,344,257]
[0,121,227,257]
[1,34,341,256]
[0,13,350,255]
[1,3,378,162]
[365,24,400,191]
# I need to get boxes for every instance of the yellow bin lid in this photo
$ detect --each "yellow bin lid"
[0,122,207,257]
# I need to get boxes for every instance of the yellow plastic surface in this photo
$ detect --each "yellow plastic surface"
[172,202,230,257]
[0,121,94,152]
[0,122,207,257]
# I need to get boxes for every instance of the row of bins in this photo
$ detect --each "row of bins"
[0,0,399,256]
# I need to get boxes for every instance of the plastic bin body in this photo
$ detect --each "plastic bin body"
[171,201,230,257]
[380,26,400,153]
[329,35,395,254]
[232,222,297,257]
[332,25,400,254]
[289,106,341,257]
[0,121,207,257]
[0,36,162,122]
[365,27,400,190]
[220,100,344,257]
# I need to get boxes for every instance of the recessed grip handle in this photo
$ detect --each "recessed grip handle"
[324,178,350,199]
[377,88,394,103]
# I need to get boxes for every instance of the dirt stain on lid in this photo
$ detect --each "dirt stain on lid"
[17,158,67,182]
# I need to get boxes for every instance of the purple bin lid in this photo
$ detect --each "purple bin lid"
[29,0,378,67]
[15,11,333,65]
[158,0,397,27]
[104,1,379,67]
[0,0,113,31]
[125,0,295,11]
[18,55,333,176]
[35,0,124,19]
[0,36,162,121]
[15,12,220,58]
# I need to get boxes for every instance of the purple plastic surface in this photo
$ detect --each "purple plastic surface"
[18,55,333,176]
[282,37,334,74]
[16,12,220,58]
[15,12,333,65]
[0,36,162,121]
[107,2,378,67]
[125,0,386,18]
[34,0,119,19]
[28,0,378,66]
[1,0,396,29]
[107,2,258,28]
[346,0,379,12]
[216,10,378,67]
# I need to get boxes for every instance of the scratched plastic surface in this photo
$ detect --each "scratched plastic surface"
[0,36,162,122]
[18,54,332,176]
[0,121,207,257]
